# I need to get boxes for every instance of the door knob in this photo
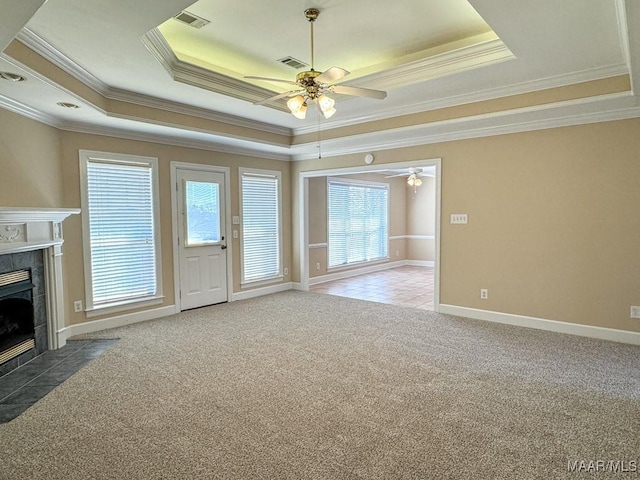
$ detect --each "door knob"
[221,245,227,250]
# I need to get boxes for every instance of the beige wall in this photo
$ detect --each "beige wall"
[293,118,640,333]
[3,106,640,335]
[406,175,436,262]
[57,131,292,325]
[0,109,63,207]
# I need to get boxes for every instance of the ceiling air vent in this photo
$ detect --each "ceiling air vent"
[173,11,210,29]
[277,56,308,70]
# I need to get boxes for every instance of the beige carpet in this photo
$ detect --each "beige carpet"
[1,291,638,479]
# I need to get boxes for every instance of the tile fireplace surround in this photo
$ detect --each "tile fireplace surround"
[0,208,80,356]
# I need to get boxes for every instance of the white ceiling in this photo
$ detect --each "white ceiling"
[0,0,639,160]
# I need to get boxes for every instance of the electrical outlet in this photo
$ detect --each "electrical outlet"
[74,300,83,312]
[395,250,399,257]
[316,262,321,271]
[480,289,488,300]
[232,229,238,239]
[284,267,289,276]
[631,306,640,319]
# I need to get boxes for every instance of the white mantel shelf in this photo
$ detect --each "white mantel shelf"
[0,207,80,223]
[0,207,80,254]
[0,207,80,350]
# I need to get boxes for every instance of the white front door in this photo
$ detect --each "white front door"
[177,169,228,310]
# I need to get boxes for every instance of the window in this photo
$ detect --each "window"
[240,168,282,284]
[184,181,221,246]
[79,151,162,314]
[327,178,389,268]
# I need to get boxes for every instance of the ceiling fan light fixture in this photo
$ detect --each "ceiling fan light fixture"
[407,173,422,187]
[287,95,305,113]
[317,94,335,111]
[292,102,308,119]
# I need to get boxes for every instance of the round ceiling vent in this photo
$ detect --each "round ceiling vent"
[0,72,26,82]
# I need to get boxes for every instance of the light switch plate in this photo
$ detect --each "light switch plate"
[232,216,240,225]
[451,214,468,224]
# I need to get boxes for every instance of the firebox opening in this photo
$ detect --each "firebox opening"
[0,270,36,366]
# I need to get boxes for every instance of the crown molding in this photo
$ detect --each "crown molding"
[0,93,60,127]
[347,38,514,91]
[17,28,108,96]
[104,86,292,136]
[295,63,630,136]
[291,92,640,160]
[16,28,292,135]
[141,29,288,112]
[56,119,292,161]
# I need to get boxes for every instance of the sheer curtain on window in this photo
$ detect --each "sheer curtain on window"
[240,170,281,283]
[85,159,158,306]
[328,179,388,268]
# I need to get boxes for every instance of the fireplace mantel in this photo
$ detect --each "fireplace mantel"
[0,207,80,255]
[0,207,80,350]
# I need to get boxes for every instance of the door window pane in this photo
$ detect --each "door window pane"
[185,181,220,246]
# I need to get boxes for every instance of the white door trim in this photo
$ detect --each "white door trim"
[297,158,442,312]
[171,162,233,312]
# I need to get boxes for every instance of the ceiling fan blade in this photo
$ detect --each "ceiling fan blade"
[384,173,407,178]
[315,66,350,84]
[254,90,302,105]
[332,85,387,100]
[245,75,299,87]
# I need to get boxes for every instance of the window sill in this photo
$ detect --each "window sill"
[240,276,284,289]
[85,295,165,319]
[327,258,390,273]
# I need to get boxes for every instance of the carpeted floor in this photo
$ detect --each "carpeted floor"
[0,291,638,479]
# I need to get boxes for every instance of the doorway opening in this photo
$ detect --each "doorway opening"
[298,158,441,312]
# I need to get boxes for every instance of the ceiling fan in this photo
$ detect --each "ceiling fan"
[245,8,387,119]
[385,168,434,189]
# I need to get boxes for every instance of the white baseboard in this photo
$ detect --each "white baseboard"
[309,260,407,286]
[61,305,177,341]
[232,282,294,301]
[292,282,304,291]
[439,304,640,346]
[406,260,435,267]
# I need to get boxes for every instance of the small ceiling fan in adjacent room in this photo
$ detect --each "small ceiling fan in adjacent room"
[245,8,387,119]
[385,168,434,191]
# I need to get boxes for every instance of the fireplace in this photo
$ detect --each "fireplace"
[0,269,36,363]
[0,207,79,375]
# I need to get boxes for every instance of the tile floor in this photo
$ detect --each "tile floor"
[0,339,117,423]
[310,265,435,310]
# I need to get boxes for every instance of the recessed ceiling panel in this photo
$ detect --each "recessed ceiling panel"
[158,0,498,86]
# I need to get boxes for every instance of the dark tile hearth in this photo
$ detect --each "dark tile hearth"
[0,339,117,423]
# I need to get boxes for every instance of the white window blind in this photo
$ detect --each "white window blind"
[328,179,388,268]
[241,171,281,283]
[84,156,160,308]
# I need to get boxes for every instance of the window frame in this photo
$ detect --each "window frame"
[326,176,390,270]
[239,167,283,286]
[79,150,163,317]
